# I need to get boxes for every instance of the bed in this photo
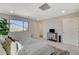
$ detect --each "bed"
[0,37,70,55]
[17,38,70,55]
[18,38,55,55]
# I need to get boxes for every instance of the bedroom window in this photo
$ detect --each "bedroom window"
[9,18,28,32]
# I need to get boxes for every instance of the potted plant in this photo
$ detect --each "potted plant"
[0,18,9,42]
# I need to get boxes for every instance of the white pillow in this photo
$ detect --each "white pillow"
[10,42,17,55]
[10,41,23,55]
[0,41,6,55]
[15,41,23,54]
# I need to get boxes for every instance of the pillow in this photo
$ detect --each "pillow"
[16,41,23,53]
[0,41,6,55]
[10,41,17,55]
[2,38,13,55]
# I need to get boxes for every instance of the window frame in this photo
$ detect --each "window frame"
[9,18,28,32]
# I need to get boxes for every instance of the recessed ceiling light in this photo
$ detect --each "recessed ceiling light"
[62,10,65,13]
[10,11,14,13]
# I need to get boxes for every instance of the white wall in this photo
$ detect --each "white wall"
[42,13,79,45]
[62,17,79,46]
[0,13,43,43]
[8,19,43,43]
[42,18,63,40]
[1,12,79,46]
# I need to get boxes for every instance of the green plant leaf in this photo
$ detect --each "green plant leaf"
[0,18,9,35]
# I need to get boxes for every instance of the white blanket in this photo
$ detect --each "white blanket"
[18,38,54,55]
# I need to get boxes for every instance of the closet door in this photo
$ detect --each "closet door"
[63,18,78,46]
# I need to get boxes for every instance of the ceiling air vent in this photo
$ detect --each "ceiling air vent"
[39,3,51,11]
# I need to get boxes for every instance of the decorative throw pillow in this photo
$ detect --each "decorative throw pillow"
[2,38,13,55]
[15,41,23,53]
[0,41,6,55]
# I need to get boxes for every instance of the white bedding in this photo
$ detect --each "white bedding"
[18,38,54,55]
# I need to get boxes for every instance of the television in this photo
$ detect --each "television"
[49,29,55,33]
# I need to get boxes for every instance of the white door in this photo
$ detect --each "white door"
[63,18,78,46]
